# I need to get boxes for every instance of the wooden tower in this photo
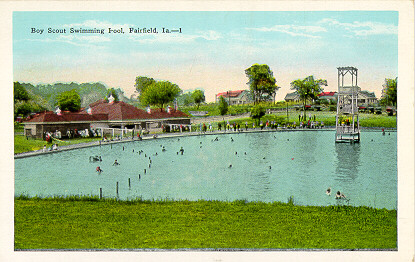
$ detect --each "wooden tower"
[335,67,360,143]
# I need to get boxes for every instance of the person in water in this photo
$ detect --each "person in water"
[113,160,120,166]
[96,166,103,173]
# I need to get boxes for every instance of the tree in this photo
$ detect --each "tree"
[218,96,228,119]
[381,78,397,107]
[177,91,193,106]
[191,89,205,109]
[140,81,182,110]
[135,76,156,94]
[14,82,29,102]
[107,88,119,102]
[250,104,265,125]
[290,75,327,115]
[56,89,81,112]
[245,64,280,104]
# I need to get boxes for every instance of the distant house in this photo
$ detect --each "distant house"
[317,92,338,103]
[23,97,190,139]
[357,90,377,106]
[215,90,253,105]
[284,92,301,102]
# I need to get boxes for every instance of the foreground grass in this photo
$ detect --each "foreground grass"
[15,196,397,250]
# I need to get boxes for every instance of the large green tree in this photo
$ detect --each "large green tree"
[140,81,182,110]
[14,82,29,102]
[245,64,280,104]
[135,76,156,95]
[56,89,81,112]
[250,105,266,125]
[290,75,327,115]
[218,96,228,119]
[381,78,397,107]
[191,89,205,109]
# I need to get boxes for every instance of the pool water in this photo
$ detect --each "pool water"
[14,130,397,209]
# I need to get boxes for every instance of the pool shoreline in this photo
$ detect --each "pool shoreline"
[14,126,396,159]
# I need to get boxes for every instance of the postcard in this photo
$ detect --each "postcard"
[3,1,414,262]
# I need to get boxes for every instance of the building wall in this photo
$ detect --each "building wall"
[24,123,91,139]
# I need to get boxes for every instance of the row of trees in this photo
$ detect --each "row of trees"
[245,63,327,116]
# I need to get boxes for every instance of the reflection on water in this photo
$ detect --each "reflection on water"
[335,143,361,183]
[15,131,397,209]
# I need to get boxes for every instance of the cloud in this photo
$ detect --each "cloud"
[319,18,398,36]
[128,30,222,44]
[246,24,326,38]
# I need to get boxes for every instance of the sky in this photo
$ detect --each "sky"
[13,11,398,102]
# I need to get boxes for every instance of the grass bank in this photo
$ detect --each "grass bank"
[193,111,396,129]
[15,196,397,250]
[14,135,102,154]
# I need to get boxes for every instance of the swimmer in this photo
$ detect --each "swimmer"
[96,166,103,173]
[326,187,331,196]
[335,191,341,199]
[228,164,232,168]
[113,160,120,166]
[269,166,272,169]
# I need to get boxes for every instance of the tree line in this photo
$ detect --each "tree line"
[14,64,397,120]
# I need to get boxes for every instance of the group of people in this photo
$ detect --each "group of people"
[326,187,347,200]
[42,144,59,152]
[96,159,120,174]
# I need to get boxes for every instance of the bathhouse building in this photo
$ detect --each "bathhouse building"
[23,96,191,139]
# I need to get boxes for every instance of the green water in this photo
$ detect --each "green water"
[14,130,397,209]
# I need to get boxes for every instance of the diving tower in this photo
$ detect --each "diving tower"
[335,67,360,143]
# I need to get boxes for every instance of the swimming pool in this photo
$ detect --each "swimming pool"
[14,130,397,209]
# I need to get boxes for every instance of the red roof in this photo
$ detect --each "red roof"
[216,90,245,98]
[148,108,189,119]
[24,100,189,123]
[25,111,108,123]
[318,92,336,97]
[89,100,150,120]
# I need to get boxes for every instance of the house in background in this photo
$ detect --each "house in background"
[23,96,190,139]
[284,91,301,102]
[215,90,253,105]
[357,90,377,106]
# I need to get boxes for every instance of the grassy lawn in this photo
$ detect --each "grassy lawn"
[194,111,396,129]
[14,134,102,154]
[14,197,397,250]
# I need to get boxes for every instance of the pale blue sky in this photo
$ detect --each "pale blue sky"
[13,11,398,101]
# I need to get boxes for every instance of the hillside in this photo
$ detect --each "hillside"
[20,82,132,111]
